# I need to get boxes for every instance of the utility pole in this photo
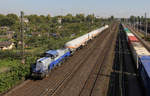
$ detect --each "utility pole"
[137,17,138,32]
[109,19,111,32]
[145,13,148,39]
[134,17,136,29]
[139,17,142,31]
[20,11,25,64]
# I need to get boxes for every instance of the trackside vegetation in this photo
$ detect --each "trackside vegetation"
[0,13,112,93]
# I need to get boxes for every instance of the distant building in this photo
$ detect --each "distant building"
[43,32,50,37]
[95,16,101,18]
[0,35,12,39]
[0,26,10,31]
[0,35,9,39]
[31,32,41,37]
[58,18,62,24]
[51,33,58,37]
[6,31,15,36]
[19,18,29,23]
[23,18,29,23]
[70,33,76,38]
[31,32,50,37]
[0,41,14,50]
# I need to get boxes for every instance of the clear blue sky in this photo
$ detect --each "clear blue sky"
[0,0,149,18]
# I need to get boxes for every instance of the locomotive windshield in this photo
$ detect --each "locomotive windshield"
[44,53,53,57]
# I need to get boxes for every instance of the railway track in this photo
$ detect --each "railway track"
[41,24,118,96]
[5,24,113,96]
[107,24,144,96]
[121,24,144,96]
[40,26,112,96]
[107,26,122,96]
[78,23,118,96]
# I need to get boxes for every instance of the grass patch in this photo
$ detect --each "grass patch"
[0,38,9,42]
[0,59,20,69]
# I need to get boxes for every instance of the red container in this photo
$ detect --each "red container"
[128,36,139,44]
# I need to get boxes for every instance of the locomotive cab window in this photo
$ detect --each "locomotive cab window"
[45,53,53,57]
[51,55,55,59]
[38,61,42,63]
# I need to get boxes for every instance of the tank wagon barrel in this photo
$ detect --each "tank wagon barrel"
[65,25,109,52]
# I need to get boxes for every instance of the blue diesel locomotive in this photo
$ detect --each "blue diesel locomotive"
[32,48,71,78]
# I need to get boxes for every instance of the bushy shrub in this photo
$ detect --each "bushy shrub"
[0,65,27,92]
[0,51,21,59]
[0,14,108,93]
[0,56,36,93]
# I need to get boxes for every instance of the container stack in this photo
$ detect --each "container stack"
[124,27,139,44]
[123,25,150,96]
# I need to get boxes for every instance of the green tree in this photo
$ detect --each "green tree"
[86,14,95,23]
[7,14,19,21]
[0,17,16,26]
[0,14,5,20]
[130,16,135,24]
[27,15,45,24]
[76,14,85,22]
[110,15,114,20]
[63,14,73,23]
[46,14,51,23]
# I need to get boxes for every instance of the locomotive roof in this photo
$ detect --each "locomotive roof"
[45,50,58,56]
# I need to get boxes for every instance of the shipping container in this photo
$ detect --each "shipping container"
[131,42,150,56]
[124,28,129,31]
[124,28,131,33]
[130,42,150,68]
[126,33,134,41]
[128,36,139,44]
[127,33,134,36]
[139,56,150,96]
[126,30,131,33]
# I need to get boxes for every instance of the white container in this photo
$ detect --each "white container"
[127,33,134,36]
[131,42,150,56]
[130,42,150,68]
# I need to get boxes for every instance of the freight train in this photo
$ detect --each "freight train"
[123,24,150,96]
[31,25,109,78]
